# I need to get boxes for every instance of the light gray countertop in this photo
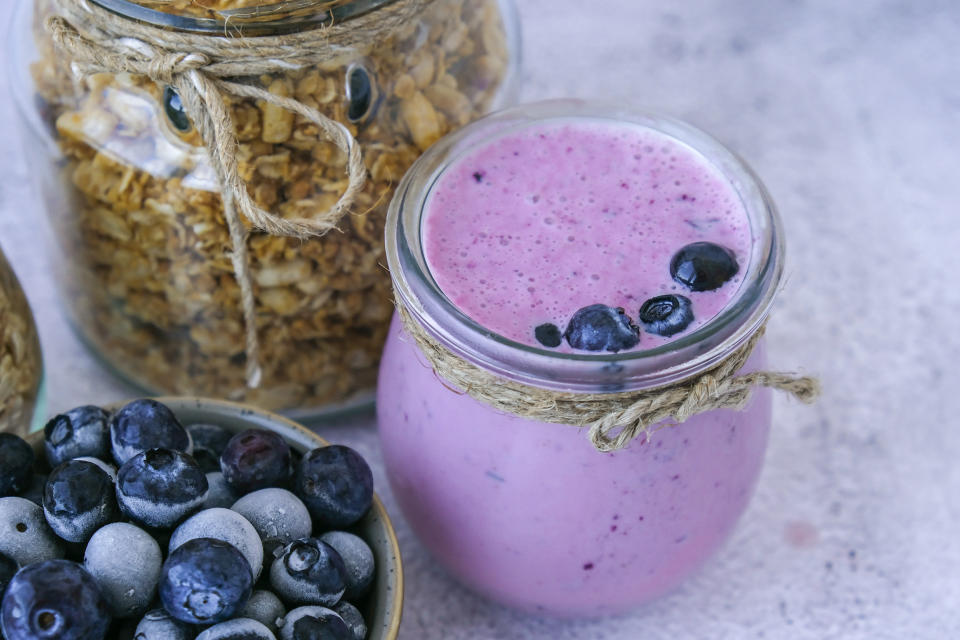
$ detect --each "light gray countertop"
[1,1,958,637]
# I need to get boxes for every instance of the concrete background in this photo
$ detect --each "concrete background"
[2,1,959,637]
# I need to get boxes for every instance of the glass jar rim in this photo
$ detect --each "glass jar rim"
[89,0,400,35]
[386,99,786,393]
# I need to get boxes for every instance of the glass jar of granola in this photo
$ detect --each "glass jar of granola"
[11,0,518,414]
[0,247,45,437]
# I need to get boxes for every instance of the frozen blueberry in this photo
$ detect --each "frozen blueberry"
[279,607,349,640]
[231,488,312,555]
[1,559,110,640]
[239,591,285,635]
[295,446,372,529]
[110,399,192,466]
[44,406,112,468]
[270,538,347,607]
[318,532,374,601]
[0,553,18,601]
[117,448,208,530]
[0,433,34,497]
[159,537,253,625]
[203,472,239,510]
[564,304,640,352]
[84,522,162,618]
[17,474,46,507]
[43,459,117,544]
[330,602,365,640]
[534,323,562,348]
[220,430,292,494]
[133,609,193,640]
[169,508,264,580]
[0,497,65,566]
[187,424,233,474]
[196,618,276,640]
[670,241,739,292]
[638,294,695,337]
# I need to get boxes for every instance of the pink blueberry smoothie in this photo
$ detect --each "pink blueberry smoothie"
[378,117,772,616]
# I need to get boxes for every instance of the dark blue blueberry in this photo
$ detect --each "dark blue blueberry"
[669,241,739,291]
[563,304,640,352]
[0,559,111,640]
[282,607,350,640]
[534,323,562,348]
[163,86,191,133]
[44,406,111,468]
[269,538,346,607]
[159,537,253,625]
[331,602,365,640]
[346,65,375,123]
[186,424,233,473]
[110,399,191,466]
[638,294,695,337]
[220,429,291,494]
[17,474,46,507]
[43,460,117,544]
[0,553,17,601]
[0,433,34,497]
[116,448,208,530]
[295,446,372,529]
[133,609,193,640]
[196,618,275,640]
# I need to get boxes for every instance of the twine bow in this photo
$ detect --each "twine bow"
[396,300,820,452]
[44,0,425,387]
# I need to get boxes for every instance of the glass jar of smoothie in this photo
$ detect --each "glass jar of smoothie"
[10,0,519,415]
[379,101,814,616]
[0,247,45,438]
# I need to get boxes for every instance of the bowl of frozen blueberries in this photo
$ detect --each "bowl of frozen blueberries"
[0,397,403,640]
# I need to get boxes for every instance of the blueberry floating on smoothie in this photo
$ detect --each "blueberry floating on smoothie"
[534,323,562,348]
[638,295,694,337]
[564,304,640,352]
[670,241,739,292]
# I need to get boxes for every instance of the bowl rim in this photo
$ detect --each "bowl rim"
[26,396,404,640]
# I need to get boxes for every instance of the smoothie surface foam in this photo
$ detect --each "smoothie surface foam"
[422,119,752,351]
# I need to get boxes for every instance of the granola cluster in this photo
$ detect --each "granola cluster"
[32,0,510,411]
[0,251,43,437]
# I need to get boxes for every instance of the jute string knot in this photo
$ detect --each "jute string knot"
[396,299,820,452]
[45,0,428,388]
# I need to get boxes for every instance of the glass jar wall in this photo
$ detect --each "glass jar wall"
[0,247,44,437]
[12,0,518,414]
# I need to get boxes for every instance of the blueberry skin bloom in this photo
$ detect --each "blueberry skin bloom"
[116,448,208,530]
[638,294,695,337]
[0,433,34,497]
[563,304,640,352]
[279,607,350,640]
[132,609,193,640]
[294,446,373,529]
[110,399,192,466]
[270,539,347,607]
[43,460,117,544]
[159,537,253,625]
[220,429,292,494]
[669,241,739,292]
[1,559,111,640]
[43,406,111,468]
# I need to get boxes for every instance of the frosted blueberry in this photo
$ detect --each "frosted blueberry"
[239,590,286,635]
[0,496,65,566]
[44,406,111,468]
[84,522,162,618]
[133,609,193,640]
[0,433,34,497]
[116,448,208,530]
[43,459,117,543]
[279,607,349,640]
[159,537,253,625]
[196,618,276,640]
[203,472,239,510]
[295,446,372,529]
[110,399,192,466]
[231,488,312,554]
[17,474,46,507]
[187,424,233,474]
[169,508,264,580]
[318,532,374,601]
[331,602,366,640]
[270,538,347,607]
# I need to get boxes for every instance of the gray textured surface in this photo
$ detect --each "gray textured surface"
[1,0,959,637]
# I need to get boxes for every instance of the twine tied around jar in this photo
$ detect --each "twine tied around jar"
[395,299,820,452]
[44,0,428,388]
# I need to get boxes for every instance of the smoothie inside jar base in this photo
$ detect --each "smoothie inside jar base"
[378,115,773,617]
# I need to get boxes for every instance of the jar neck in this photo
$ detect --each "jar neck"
[386,100,785,394]
[90,0,402,35]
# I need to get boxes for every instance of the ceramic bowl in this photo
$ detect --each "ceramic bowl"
[24,397,403,640]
